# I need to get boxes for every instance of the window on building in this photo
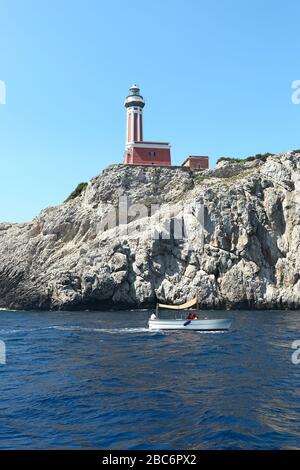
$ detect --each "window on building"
[148,151,156,157]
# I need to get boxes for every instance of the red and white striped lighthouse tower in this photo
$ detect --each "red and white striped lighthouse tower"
[123,84,171,166]
[125,84,145,147]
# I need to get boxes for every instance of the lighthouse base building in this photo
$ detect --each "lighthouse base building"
[124,141,171,166]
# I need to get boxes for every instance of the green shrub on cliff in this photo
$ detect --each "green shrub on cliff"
[217,153,274,165]
[196,175,206,184]
[64,182,88,203]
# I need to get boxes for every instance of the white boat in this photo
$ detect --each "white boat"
[149,294,231,331]
[149,318,231,331]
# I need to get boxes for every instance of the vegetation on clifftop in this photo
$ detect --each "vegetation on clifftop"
[64,182,88,202]
[217,153,274,165]
[196,175,207,184]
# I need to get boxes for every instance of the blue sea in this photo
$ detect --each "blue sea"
[0,309,299,450]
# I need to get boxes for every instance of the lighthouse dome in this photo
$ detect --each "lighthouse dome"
[130,84,140,94]
[124,84,145,108]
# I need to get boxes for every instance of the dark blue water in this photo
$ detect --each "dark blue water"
[0,309,300,449]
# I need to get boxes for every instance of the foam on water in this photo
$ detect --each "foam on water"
[51,325,151,334]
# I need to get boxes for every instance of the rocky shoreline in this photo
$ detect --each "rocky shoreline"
[1,151,300,311]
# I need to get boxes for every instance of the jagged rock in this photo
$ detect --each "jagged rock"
[1,152,300,310]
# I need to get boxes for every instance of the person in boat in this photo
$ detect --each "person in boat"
[150,313,158,321]
[187,312,198,320]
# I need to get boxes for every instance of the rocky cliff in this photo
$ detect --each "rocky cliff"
[1,151,300,311]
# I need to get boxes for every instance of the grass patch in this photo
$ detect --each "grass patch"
[196,175,207,184]
[64,182,88,203]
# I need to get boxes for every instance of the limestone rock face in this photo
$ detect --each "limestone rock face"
[1,152,300,310]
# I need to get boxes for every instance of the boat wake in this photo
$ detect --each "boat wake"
[0,327,53,334]
[0,325,226,335]
[51,325,151,334]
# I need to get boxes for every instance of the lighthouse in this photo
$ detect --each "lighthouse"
[125,84,145,145]
[123,84,171,166]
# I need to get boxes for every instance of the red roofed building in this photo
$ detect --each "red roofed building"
[123,84,171,166]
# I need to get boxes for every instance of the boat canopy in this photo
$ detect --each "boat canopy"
[158,296,198,310]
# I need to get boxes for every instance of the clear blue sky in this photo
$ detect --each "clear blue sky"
[1,0,299,222]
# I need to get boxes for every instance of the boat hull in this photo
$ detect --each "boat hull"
[148,318,231,331]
